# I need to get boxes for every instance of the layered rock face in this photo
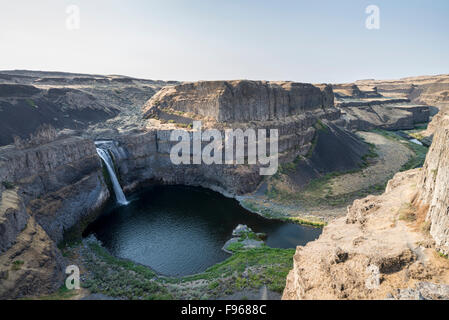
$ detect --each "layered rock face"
[143,80,336,122]
[332,84,381,99]
[416,113,449,254]
[0,137,109,298]
[283,112,449,300]
[109,80,350,196]
[355,74,449,135]
[332,82,430,131]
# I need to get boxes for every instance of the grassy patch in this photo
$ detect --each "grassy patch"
[36,286,79,300]
[25,99,36,108]
[240,199,326,227]
[181,247,296,293]
[78,239,296,299]
[287,217,327,227]
[372,129,428,171]
[11,260,24,271]
[398,202,416,221]
[82,242,172,300]
[432,169,438,180]
[226,242,245,252]
[1,181,15,190]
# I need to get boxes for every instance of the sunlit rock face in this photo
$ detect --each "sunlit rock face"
[143,80,336,122]
[417,113,449,255]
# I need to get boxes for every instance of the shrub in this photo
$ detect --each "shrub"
[13,124,59,149]
[2,181,15,190]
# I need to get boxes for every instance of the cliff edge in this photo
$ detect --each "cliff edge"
[283,112,449,300]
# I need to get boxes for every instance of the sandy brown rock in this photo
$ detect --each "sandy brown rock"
[283,170,449,300]
[283,108,449,300]
[416,113,449,254]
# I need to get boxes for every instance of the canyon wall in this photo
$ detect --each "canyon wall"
[143,80,336,122]
[119,80,362,196]
[283,111,449,300]
[0,137,109,298]
[356,74,449,136]
[416,113,449,255]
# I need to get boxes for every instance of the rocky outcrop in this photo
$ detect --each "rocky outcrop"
[356,74,449,135]
[282,170,442,300]
[0,188,28,254]
[416,113,449,255]
[143,80,336,122]
[222,225,265,253]
[0,136,109,298]
[332,84,381,99]
[116,130,262,196]
[0,216,65,299]
[335,97,429,131]
[283,111,449,300]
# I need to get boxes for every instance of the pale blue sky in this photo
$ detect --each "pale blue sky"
[0,0,448,83]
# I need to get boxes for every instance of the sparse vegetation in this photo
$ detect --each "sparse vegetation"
[74,239,295,299]
[372,129,428,171]
[13,124,59,149]
[398,202,416,221]
[2,181,15,190]
[11,260,24,271]
[432,169,438,180]
[25,99,36,108]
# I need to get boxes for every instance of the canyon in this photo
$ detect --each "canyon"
[0,71,448,299]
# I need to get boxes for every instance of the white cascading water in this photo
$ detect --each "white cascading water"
[96,147,129,206]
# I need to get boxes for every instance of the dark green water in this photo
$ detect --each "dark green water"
[84,185,322,276]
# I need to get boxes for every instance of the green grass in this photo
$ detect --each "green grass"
[1,181,15,190]
[226,242,245,252]
[265,173,388,209]
[11,260,24,271]
[37,286,79,300]
[82,242,172,300]
[25,99,36,108]
[286,217,327,227]
[266,131,380,209]
[78,240,296,299]
[181,247,296,293]
[240,199,326,227]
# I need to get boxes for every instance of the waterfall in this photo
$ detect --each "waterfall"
[96,147,129,206]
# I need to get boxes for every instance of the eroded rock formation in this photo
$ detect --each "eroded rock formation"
[0,137,109,298]
[331,82,431,131]
[143,80,335,122]
[283,112,449,300]
[0,70,176,146]
[416,113,449,255]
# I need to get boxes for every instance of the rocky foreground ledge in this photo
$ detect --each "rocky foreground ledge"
[283,114,449,300]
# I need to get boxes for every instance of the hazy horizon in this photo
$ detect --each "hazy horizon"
[1,0,448,83]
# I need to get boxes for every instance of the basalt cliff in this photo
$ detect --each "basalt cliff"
[283,112,449,300]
